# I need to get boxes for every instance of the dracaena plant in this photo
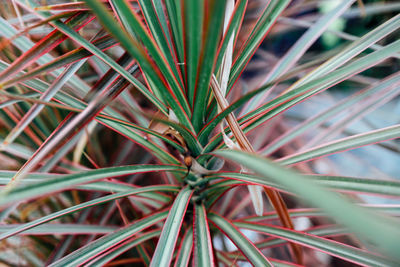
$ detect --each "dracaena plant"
[0,0,400,266]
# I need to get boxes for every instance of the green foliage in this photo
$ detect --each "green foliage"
[0,0,399,266]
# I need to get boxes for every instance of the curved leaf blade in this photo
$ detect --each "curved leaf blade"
[235,221,395,266]
[150,187,193,267]
[194,204,214,267]
[208,212,272,266]
[277,124,400,166]
[214,149,400,260]
[208,172,400,198]
[0,185,178,240]
[49,211,168,267]
[174,227,193,267]
[0,165,184,207]
[86,229,162,266]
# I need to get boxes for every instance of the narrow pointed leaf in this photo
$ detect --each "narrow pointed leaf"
[246,0,355,111]
[262,72,400,155]
[2,35,117,90]
[194,204,214,267]
[288,14,400,91]
[0,13,91,94]
[0,185,178,240]
[138,0,184,89]
[209,172,400,198]
[0,165,183,207]
[165,0,184,66]
[183,0,204,106]
[49,211,168,267]
[208,212,272,266]
[278,124,400,166]
[86,230,162,266]
[110,0,191,117]
[214,0,247,75]
[2,60,86,147]
[235,221,395,266]
[227,0,291,93]
[18,0,167,114]
[174,227,193,267]
[0,224,117,235]
[150,187,193,267]
[192,0,227,132]
[203,38,400,154]
[214,149,400,260]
